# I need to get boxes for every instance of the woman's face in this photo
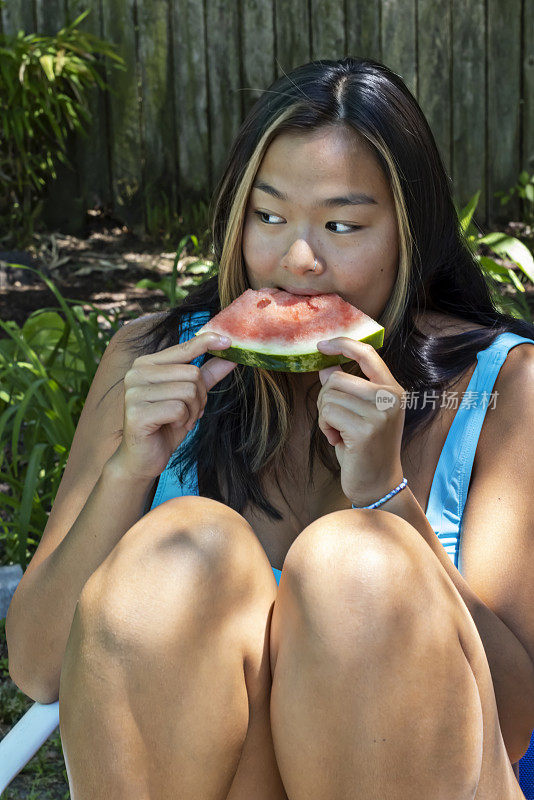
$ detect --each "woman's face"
[242,125,399,322]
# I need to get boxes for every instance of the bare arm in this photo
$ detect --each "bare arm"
[5,318,156,703]
[6,315,235,704]
[6,456,154,703]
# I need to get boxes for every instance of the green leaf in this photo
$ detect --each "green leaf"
[10,377,49,466]
[508,269,526,293]
[478,256,511,278]
[458,191,481,234]
[135,278,164,290]
[477,233,534,282]
[18,442,48,569]
[39,53,55,81]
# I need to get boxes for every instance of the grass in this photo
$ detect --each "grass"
[0,617,70,799]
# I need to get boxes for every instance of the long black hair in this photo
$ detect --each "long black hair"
[117,56,534,520]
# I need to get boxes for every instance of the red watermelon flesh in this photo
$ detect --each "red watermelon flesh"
[195,288,385,372]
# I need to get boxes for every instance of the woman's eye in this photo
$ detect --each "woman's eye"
[327,222,362,233]
[253,211,361,233]
[254,211,284,224]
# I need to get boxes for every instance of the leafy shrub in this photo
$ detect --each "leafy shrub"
[135,233,218,307]
[0,10,123,247]
[0,267,125,570]
[457,191,534,322]
[495,171,534,225]
[145,192,212,253]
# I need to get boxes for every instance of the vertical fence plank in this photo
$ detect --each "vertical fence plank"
[205,0,241,193]
[274,0,311,75]
[417,0,451,178]
[345,0,381,60]
[242,0,276,119]
[523,0,534,181]
[136,0,176,224]
[310,0,345,60]
[3,0,527,230]
[102,0,144,228]
[451,0,486,223]
[487,0,521,223]
[65,0,111,211]
[381,0,417,97]
[1,3,35,34]
[35,0,64,34]
[171,0,210,204]
[33,0,85,231]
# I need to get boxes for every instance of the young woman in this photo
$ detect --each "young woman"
[6,56,534,799]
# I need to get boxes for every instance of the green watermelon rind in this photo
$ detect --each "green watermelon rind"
[199,327,385,372]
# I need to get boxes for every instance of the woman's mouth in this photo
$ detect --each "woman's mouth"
[276,286,324,296]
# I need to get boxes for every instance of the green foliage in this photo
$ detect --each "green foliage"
[0,266,125,570]
[456,191,534,322]
[495,170,534,225]
[135,234,219,307]
[145,191,212,253]
[0,237,211,571]
[0,10,124,247]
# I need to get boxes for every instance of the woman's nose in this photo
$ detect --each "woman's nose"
[283,239,321,273]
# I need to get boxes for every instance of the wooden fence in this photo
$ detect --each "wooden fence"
[2,0,533,230]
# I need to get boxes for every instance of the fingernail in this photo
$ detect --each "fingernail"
[219,336,231,346]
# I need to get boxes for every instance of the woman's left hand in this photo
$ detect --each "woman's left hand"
[316,338,406,507]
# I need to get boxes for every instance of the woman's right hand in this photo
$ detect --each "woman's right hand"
[110,332,237,481]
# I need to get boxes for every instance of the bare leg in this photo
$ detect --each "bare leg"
[269,511,523,800]
[58,497,283,800]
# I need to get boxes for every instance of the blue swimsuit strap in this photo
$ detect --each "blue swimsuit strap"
[425,332,534,549]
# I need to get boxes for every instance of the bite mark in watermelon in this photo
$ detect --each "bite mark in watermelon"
[195,288,385,372]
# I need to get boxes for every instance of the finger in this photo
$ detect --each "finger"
[318,387,374,419]
[147,332,231,365]
[318,365,343,385]
[134,381,204,424]
[317,338,400,389]
[318,401,351,446]
[317,371,402,410]
[128,362,207,397]
[200,356,238,392]
[130,398,193,432]
[319,402,370,445]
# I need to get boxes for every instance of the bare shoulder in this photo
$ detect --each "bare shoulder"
[494,334,534,378]
[458,334,534,673]
[109,310,168,355]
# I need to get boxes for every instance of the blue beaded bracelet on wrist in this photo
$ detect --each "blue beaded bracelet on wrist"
[351,477,408,510]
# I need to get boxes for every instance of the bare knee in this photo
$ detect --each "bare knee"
[278,509,453,649]
[77,495,276,656]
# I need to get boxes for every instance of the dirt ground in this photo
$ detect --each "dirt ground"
[0,211,208,332]
[1,213,533,331]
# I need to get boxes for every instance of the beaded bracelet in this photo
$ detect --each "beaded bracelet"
[351,477,408,510]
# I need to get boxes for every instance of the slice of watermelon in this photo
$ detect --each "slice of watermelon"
[195,288,385,372]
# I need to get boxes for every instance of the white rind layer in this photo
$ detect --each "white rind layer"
[211,318,383,354]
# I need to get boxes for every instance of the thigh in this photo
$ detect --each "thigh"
[270,509,524,800]
[79,495,277,630]
[75,495,288,800]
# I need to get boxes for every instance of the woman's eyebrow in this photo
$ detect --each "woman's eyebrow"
[251,179,378,208]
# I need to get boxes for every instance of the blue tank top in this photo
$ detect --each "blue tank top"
[149,311,533,587]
